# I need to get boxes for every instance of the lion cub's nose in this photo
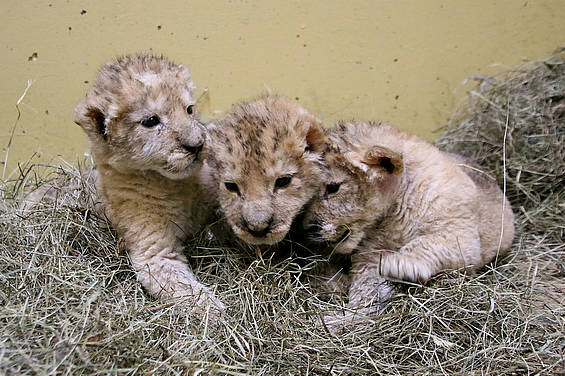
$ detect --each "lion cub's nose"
[243,217,273,238]
[181,141,204,156]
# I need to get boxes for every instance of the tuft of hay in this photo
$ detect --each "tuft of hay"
[436,48,565,236]
[1,51,564,375]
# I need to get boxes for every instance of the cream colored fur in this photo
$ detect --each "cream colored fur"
[73,54,224,311]
[303,121,515,311]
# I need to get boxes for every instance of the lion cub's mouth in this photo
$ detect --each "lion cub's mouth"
[235,227,287,245]
[162,150,204,179]
[335,228,351,245]
[176,145,203,166]
[181,145,203,158]
[305,225,351,247]
[171,144,201,156]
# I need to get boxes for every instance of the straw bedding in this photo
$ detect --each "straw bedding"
[1,50,563,375]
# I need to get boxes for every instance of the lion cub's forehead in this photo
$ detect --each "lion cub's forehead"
[212,119,304,179]
[328,123,368,153]
[321,151,352,181]
[94,54,195,110]
[130,71,194,107]
[323,139,375,185]
[211,98,311,180]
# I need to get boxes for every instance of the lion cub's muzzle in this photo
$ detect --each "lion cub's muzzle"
[242,217,274,238]
[176,121,206,159]
[239,202,275,238]
[304,220,350,245]
[180,140,204,159]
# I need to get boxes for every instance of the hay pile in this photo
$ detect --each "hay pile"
[1,50,564,375]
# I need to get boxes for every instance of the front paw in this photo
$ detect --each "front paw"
[378,252,433,282]
[320,281,394,334]
[347,278,395,310]
[320,308,378,335]
[173,282,226,315]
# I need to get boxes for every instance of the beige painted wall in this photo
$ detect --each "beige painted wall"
[1,0,564,177]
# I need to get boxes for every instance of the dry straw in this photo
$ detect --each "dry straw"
[1,50,564,375]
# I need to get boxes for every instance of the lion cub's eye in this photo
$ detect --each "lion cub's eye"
[224,182,240,194]
[186,105,195,115]
[141,115,160,128]
[325,182,341,195]
[274,176,292,190]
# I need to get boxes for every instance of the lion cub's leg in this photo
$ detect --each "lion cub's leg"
[347,251,395,310]
[376,226,482,283]
[321,253,394,332]
[122,221,225,312]
[306,257,351,300]
[129,244,221,307]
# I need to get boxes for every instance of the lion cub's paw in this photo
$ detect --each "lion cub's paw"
[320,309,378,335]
[172,281,226,315]
[320,278,394,334]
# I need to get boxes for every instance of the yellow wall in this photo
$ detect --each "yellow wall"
[1,0,564,176]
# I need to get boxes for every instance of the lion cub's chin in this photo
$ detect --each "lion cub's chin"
[234,229,287,245]
[326,232,363,255]
[331,238,358,255]
[307,224,363,255]
[158,156,202,180]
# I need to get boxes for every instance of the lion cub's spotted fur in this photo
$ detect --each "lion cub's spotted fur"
[206,95,326,246]
[74,54,223,310]
[304,121,515,309]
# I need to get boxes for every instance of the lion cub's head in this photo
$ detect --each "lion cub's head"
[303,121,404,254]
[74,54,205,179]
[207,95,326,245]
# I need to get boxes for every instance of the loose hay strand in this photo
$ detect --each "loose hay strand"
[496,97,510,260]
[3,80,33,180]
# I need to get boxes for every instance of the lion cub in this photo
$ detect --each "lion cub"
[206,95,326,246]
[303,121,515,308]
[74,54,223,311]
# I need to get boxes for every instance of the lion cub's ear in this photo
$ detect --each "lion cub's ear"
[304,121,326,153]
[295,111,326,153]
[362,145,404,177]
[74,97,108,141]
